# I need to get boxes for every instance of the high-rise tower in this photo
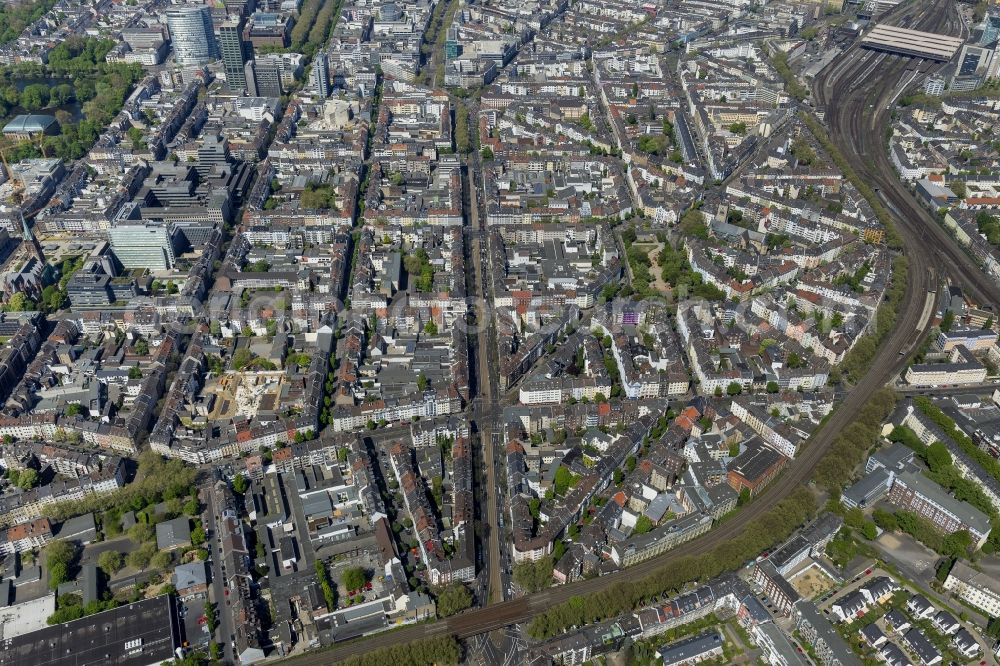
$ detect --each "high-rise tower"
[165,6,219,67]
[311,51,331,97]
[220,18,254,93]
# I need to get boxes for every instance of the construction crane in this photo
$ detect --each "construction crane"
[0,143,24,206]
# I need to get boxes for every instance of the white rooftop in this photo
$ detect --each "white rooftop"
[0,593,56,640]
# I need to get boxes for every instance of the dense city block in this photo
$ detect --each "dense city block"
[0,0,996,664]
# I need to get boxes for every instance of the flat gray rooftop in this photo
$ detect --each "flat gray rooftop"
[860,24,964,61]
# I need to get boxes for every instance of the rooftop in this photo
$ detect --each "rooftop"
[173,561,208,591]
[657,630,723,665]
[156,516,192,550]
[0,595,179,666]
[2,115,57,134]
[896,471,992,536]
[860,24,964,61]
[728,439,786,481]
[947,559,1000,596]
[794,599,863,666]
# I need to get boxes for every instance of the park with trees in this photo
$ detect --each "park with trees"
[0,36,143,161]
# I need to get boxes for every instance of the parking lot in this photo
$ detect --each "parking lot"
[179,594,211,649]
[875,533,937,579]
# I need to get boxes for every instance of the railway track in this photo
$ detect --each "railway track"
[283,3,999,663]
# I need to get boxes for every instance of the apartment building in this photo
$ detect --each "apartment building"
[793,600,864,666]
[942,560,1000,617]
[904,345,987,387]
[730,400,800,458]
[935,327,998,352]
[887,471,992,547]
[0,517,53,554]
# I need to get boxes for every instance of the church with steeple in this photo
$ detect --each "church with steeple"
[21,213,44,265]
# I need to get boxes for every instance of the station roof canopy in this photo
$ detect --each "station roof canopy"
[860,24,964,61]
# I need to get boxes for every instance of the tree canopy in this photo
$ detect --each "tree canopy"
[436,583,472,617]
[337,636,461,666]
[301,182,337,210]
[97,550,123,575]
[513,559,553,593]
[45,540,76,590]
[342,566,366,592]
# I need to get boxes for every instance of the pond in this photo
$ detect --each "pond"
[5,77,84,124]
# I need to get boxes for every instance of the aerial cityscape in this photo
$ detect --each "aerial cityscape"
[0,0,995,663]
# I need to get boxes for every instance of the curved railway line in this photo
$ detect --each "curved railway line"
[283,2,999,662]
